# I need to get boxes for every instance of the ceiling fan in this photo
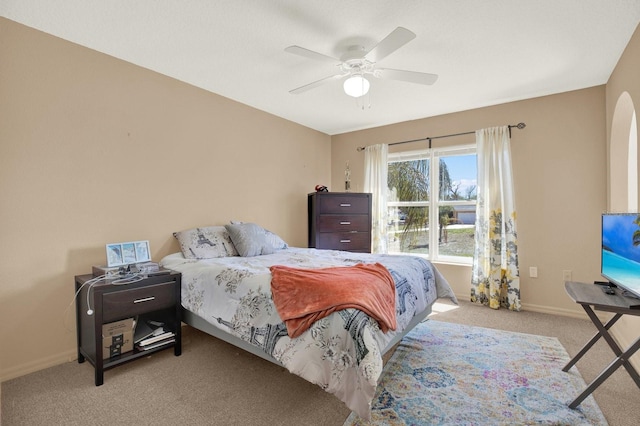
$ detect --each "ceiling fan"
[285,27,438,98]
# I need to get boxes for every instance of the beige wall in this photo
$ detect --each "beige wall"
[605,23,640,364]
[332,87,608,314]
[0,19,331,381]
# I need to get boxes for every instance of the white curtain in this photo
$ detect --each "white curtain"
[364,144,389,254]
[471,126,521,310]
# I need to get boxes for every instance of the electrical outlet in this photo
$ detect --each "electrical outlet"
[563,270,572,282]
[529,266,538,278]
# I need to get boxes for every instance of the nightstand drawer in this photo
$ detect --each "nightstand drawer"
[317,232,371,252]
[318,195,369,214]
[317,215,370,232]
[102,281,176,322]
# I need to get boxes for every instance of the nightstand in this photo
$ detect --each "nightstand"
[75,271,182,385]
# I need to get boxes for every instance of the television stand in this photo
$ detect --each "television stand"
[563,281,640,408]
[593,281,640,307]
[619,291,640,308]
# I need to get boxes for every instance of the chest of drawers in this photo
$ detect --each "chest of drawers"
[308,192,372,253]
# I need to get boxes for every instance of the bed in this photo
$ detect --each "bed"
[160,223,457,419]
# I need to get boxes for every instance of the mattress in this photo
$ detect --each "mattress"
[161,247,456,419]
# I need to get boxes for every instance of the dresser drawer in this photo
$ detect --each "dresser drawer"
[317,215,370,232]
[317,232,371,252]
[102,281,176,323]
[318,195,370,214]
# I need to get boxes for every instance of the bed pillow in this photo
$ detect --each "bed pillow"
[230,221,288,250]
[225,223,277,257]
[173,226,239,259]
[263,228,289,250]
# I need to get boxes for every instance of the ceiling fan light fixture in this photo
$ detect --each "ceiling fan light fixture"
[343,75,370,98]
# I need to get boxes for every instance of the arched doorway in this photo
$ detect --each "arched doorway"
[610,92,637,211]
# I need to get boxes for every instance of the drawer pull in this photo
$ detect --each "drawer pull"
[340,239,352,243]
[339,203,352,207]
[133,296,155,304]
[339,221,351,225]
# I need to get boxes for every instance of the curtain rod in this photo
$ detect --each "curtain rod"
[356,122,526,151]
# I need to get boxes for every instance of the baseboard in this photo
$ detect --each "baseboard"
[2,323,190,383]
[0,348,77,383]
[452,292,598,320]
[520,302,587,319]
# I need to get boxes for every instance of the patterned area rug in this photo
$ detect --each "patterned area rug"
[344,320,607,425]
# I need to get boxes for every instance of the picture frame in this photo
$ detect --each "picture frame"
[106,240,151,267]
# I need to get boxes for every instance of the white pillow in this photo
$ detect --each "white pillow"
[230,220,288,250]
[225,223,277,257]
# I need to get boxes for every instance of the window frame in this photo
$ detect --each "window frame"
[387,144,476,265]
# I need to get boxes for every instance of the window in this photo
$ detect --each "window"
[387,145,477,263]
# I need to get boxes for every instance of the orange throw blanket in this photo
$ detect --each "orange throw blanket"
[269,263,397,338]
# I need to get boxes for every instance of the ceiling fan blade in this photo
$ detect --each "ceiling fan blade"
[289,73,344,94]
[285,45,340,63]
[364,27,416,63]
[376,68,439,85]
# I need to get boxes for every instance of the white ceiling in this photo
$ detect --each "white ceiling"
[2,1,640,135]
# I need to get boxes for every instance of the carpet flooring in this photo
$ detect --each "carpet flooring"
[3,300,639,425]
[345,320,607,425]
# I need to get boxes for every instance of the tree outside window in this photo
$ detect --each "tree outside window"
[387,146,477,263]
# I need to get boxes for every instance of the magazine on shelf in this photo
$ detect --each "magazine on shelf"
[137,338,176,351]
[137,331,175,347]
[133,318,157,344]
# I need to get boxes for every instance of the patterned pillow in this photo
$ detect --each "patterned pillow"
[230,220,288,250]
[224,223,276,257]
[173,226,239,259]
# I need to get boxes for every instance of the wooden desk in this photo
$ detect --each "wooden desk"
[563,281,640,408]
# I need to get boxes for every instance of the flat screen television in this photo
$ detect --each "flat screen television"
[601,213,640,300]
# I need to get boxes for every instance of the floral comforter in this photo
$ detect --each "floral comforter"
[161,247,456,419]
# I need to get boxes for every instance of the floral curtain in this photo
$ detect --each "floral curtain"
[471,126,521,310]
[364,144,389,254]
